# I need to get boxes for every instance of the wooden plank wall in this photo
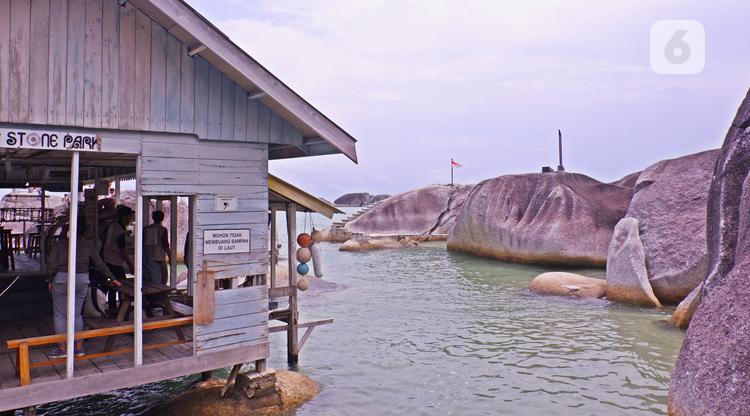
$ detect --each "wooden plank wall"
[0,0,304,146]
[195,286,268,355]
[139,135,269,279]
[139,134,269,355]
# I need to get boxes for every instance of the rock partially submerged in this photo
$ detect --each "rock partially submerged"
[345,185,473,237]
[313,225,352,243]
[606,218,661,307]
[152,370,319,416]
[448,173,631,267]
[669,284,702,329]
[528,272,607,299]
[669,88,750,415]
[626,149,718,303]
[339,234,419,252]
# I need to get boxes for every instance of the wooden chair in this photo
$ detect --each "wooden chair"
[6,316,193,386]
[26,232,40,258]
[0,228,15,270]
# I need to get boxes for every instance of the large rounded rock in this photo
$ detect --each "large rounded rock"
[448,173,631,267]
[151,370,319,416]
[606,218,661,307]
[669,88,750,415]
[625,149,718,304]
[528,272,607,299]
[345,185,474,236]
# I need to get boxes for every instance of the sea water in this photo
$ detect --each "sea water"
[39,210,683,415]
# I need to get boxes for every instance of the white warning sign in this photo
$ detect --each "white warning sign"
[203,229,251,255]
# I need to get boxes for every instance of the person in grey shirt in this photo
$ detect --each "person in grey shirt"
[46,215,121,359]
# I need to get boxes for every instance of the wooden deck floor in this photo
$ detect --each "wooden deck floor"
[0,253,44,277]
[0,316,193,390]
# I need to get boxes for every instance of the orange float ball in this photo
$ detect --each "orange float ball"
[297,233,312,247]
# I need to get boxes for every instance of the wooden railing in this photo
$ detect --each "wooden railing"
[6,316,193,386]
[0,208,54,223]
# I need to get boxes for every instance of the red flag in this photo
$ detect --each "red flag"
[451,158,463,168]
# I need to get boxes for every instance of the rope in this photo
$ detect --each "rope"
[0,275,21,299]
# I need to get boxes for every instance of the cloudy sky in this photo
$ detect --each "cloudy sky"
[190,0,750,200]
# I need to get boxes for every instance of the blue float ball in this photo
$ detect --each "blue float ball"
[297,263,310,276]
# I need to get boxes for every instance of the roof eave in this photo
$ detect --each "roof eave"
[131,0,358,163]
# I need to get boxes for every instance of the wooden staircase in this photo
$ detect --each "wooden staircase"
[331,200,384,230]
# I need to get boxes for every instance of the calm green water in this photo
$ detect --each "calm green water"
[39,212,684,415]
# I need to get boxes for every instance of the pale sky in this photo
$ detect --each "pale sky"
[190,0,750,200]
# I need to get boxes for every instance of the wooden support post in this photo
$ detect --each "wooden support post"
[255,359,267,373]
[134,157,144,367]
[66,152,80,379]
[187,196,196,297]
[286,203,299,365]
[19,342,29,386]
[195,261,216,325]
[270,209,277,288]
[114,178,121,205]
[169,196,178,288]
[221,364,242,397]
[39,186,46,273]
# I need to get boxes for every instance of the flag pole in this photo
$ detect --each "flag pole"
[451,159,454,186]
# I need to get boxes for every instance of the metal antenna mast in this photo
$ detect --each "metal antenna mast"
[557,129,565,172]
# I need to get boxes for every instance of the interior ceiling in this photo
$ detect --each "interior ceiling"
[0,149,136,192]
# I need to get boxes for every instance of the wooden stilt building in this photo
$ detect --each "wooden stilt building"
[0,0,357,412]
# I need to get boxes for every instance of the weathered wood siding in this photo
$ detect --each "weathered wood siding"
[0,0,304,145]
[195,286,268,355]
[139,134,269,355]
[139,135,269,278]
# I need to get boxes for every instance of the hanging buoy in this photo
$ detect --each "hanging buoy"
[296,247,312,263]
[297,262,310,276]
[297,232,312,248]
[297,277,310,291]
[310,241,324,278]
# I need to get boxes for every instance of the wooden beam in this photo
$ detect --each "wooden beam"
[270,209,277,288]
[187,43,206,57]
[268,318,333,333]
[19,343,30,386]
[247,90,266,100]
[169,195,178,288]
[66,152,80,378]
[268,286,293,299]
[286,203,298,365]
[7,317,193,348]
[135,156,144,366]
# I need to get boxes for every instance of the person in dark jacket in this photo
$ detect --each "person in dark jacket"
[47,216,121,359]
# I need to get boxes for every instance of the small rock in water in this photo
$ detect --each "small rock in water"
[528,272,606,299]
[606,217,662,307]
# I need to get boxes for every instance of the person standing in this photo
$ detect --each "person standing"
[102,206,134,311]
[143,210,170,285]
[47,216,121,358]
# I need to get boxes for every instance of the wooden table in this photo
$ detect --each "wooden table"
[102,279,185,351]
[114,279,178,322]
